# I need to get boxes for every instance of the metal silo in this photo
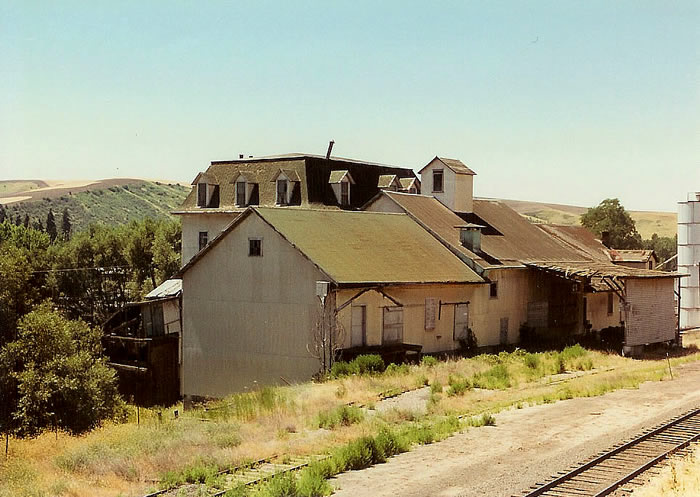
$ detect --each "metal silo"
[678,192,700,330]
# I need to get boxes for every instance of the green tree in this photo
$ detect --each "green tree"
[0,244,34,345]
[22,214,29,228]
[580,198,643,249]
[0,303,124,436]
[61,207,72,240]
[46,209,57,242]
[643,233,677,270]
[153,219,181,284]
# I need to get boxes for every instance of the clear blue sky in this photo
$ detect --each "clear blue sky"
[1,1,698,211]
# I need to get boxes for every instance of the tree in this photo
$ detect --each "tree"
[0,244,34,345]
[643,233,677,270]
[307,292,345,374]
[152,220,181,284]
[580,198,642,249]
[22,214,29,228]
[45,209,57,242]
[0,205,5,224]
[0,303,124,436]
[61,208,71,240]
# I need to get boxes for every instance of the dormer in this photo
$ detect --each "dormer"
[399,177,421,194]
[418,157,476,213]
[271,169,301,206]
[191,171,219,208]
[328,170,355,206]
[230,172,256,208]
[377,175,402,192]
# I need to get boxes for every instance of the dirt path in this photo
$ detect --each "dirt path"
[331,361,700,497]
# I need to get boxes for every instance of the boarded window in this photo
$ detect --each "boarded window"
[236,181,246,207]
[351,305,366,347]
[607,292,614,315]
[198,231,208,251]
[276,179,288,205]
[197,183,207,207]
[454,303,469,340]
[432,169,443,192]
[382,307,403,344]
[527,301,548,328]
[499,317,509,345]
[340,181,349,205]
[425,298,437,330]
[249,238,262,256]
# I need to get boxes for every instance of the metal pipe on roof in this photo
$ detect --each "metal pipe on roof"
[326,140,335,159]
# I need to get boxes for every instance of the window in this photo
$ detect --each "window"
[454,303,469,340]
[489,281,498,299]
[197,183,207,207]
[351,305,366,347]
[382,306,403,344]
[249,238,262,257]
[432,169,444,193]
[648,261,652,269]
[276,179,288,205]
[425,298,437,330]
[236,181,247,207]
[198,231,208,251]
[340,181,349,206]
[607,292,614,316]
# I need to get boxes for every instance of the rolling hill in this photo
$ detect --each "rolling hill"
[497,198,677,239]
[0,179,190,233]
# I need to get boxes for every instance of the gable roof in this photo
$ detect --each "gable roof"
[191,171,218,185]
[537,225,611,262]
[399,177,420,190]
[610,249,657,263]
[179,207,484,286]
[377,174,402,189]
[328,170,354,184]
[418,157,476,175]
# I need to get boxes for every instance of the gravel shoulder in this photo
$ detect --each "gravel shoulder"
[331,361,700,497]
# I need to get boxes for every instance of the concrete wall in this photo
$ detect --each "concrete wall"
[420,159,473,213]
[180,213,238,265]
[624,278,676,346]
[586,291,622,331]
[182,213,326,398]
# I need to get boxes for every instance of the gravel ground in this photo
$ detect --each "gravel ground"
[331,360,700,497]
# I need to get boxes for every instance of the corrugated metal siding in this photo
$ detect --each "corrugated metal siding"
[625,278,676,346]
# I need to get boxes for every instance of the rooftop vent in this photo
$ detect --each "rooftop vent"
[457,224,484,253]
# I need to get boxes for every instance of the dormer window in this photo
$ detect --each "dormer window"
[236,180,247,207]
[276,179,289,205]
[197,183,207,207]
[433,169,444,193]
[328,170,355,207]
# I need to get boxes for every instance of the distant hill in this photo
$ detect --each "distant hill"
[0,179,189,232]
[497,198,677,239]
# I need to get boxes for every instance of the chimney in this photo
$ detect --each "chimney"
[601,231,611,248]
[458,224,483,253]
[239,154,244,159]
[326,140,335,159]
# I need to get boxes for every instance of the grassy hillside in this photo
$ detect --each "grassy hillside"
[0,180,189,232]
[498,198,676,239]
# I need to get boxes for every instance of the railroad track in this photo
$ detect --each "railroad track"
[516,407,700,497]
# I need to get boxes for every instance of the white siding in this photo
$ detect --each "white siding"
[182,213,326,398]
[181,213,238,265]
[624,278,676,346]
[419,158,473,213]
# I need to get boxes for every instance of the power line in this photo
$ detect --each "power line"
[31,265,132,274]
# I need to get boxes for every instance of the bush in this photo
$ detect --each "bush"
[316,405,364,430]
[384,363,410,376]
[330,361,353,379]
[472,363,511,390]
[523,353,540,370]
[352,355,385,375]
[430,381,443,395]
[446,375,471,396]
[421,356,438,368]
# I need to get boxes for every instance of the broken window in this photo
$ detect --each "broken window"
[454,303,469,340]
[340,181,350,206]
[489,281,498,299]
[607,292,614,316]
[276,179,288,205]
[382,306,403,344]
[351,305,366,347]
[249,238,262,257]
[198,231,208,251]
[432,169,444,193]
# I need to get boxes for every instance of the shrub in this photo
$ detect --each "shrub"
[297,464,333,497]
[415,374,429,388]
[384,363,410,376]
[352,355,385,375]
[472,363,511,390]
[330,361,353,379]
[336,436,379,471]
[561,344,586,361]
[430,380,443,395]
[421,356,438,368]
[316,405,364,430]
[446,375,471,396]
[523,353,540,370]
[256,472,298,497]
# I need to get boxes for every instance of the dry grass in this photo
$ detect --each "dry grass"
[1,345,698,497]
[631,445,700,497]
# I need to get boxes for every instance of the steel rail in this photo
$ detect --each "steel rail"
[519,408,700,497]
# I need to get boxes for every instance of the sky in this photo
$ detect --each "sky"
[1,1,698,212]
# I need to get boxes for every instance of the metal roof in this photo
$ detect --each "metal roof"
[254,208,484,285]
[610,249,656,263]
[418,157,476,175]
[537,224,611,262]
[145,278,182,299]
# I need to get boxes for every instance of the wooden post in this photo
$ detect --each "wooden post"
[5,432,8,458]
[667,352,673,380]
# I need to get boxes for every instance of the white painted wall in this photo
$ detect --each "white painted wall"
[624,278,676,346]
[420,158,473,213]
[182,213,326,398]
[180,213,238,265]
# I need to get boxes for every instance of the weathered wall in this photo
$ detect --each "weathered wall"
[586,291,622,331]
[624,278,676,346]
[180,213,238,265]
[419,160,473,213]
[366,194,405,213]
[182,213,326,398]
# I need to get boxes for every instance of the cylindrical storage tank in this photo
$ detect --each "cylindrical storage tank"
[678,192,700,329]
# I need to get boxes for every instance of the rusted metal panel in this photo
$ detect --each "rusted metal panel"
[625,278,676,346]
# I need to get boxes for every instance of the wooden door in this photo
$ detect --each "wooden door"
[351,305,366,347]
[382,307,403,344]
[454,303,469,340]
